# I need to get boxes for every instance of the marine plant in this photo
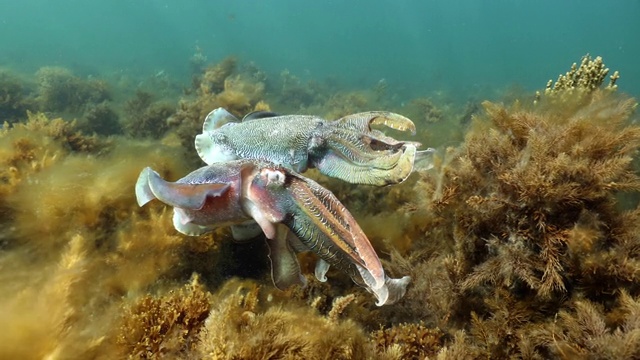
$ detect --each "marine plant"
[167,57,270,161]
[0,70,32,122]
[2,52,640,359]
[122,90,174,139]
[198,56,237,95]
[116,275,211,358]
[81,100,122,135]
[35,66,110,113]
[377,56,640,358]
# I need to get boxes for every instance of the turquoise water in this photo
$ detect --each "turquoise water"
[1,0,639,97]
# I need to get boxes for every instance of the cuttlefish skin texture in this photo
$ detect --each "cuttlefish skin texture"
[195,108,427,186]
[135,159,410,305]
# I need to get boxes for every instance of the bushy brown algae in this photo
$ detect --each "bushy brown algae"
[122,90,175,139]
[36,66,111,113]
[116,275,212,358]
[379,57,640,358]
[2,54,640,359]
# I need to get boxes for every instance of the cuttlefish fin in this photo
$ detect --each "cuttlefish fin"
[334,111,416,135]
[230,221,263,242]
[267,224,307,290]
[135,167,230,210]
[172,209,215,236]
[414,147,436,171]
[287,174,386,290]
[242,110,279,121]
[202,107,240,131]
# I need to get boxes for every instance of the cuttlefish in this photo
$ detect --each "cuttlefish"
[195,108,433,186]
[135,159,410,305]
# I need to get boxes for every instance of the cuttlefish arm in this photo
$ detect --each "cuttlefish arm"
[135,167,230,209]
[333,111,417,135]
[314,143,418,186]
[268,224,307,290]
[245,166,409,305]
[284,174,388,296]
[135,161,261,237]
[310,112,422,186]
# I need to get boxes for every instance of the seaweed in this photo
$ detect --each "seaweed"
[81,100,122,135]
[383,66,640,357]
[194,280,375,360]
[35,66,110,113]
[0,70,32,122]
[277,69,323,111]
[372,322,443,359]
[3,53,640,359]
[197,56,237,95]
[116,275,211,358]
[122,90,174,139]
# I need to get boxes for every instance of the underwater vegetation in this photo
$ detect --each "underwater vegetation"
[36,66,111,114]
[1,53,639,359]
[122,90,175,139]
[0,70,33,123]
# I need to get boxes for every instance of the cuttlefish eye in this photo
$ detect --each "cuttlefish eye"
[260,168,286,187]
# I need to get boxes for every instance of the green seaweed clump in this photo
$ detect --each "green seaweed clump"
[81,101,122,135]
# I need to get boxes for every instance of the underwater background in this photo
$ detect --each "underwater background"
[2,1,640,359]
[2,1,639,98]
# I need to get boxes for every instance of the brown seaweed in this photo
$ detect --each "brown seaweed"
[1,54,640,359]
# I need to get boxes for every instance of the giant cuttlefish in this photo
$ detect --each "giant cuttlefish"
[135,159,410,306]
[195,108,433,186]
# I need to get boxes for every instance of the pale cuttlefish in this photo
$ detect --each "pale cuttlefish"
[135,159,410,305]
[195,108,434,186]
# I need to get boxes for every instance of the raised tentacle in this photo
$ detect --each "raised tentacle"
[317,129,404,168]
[333,111,417,135]
[135,167,230,209]
[283,173,386,291]
[314,144,417,186]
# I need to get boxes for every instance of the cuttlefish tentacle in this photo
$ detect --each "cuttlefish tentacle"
[315,144,417,186]
[316,130,404,169]
[135,167,230,209]
[332,111,417,135]
[282,173,387,291]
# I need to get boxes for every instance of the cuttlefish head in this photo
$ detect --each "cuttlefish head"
[135,162,252,235]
